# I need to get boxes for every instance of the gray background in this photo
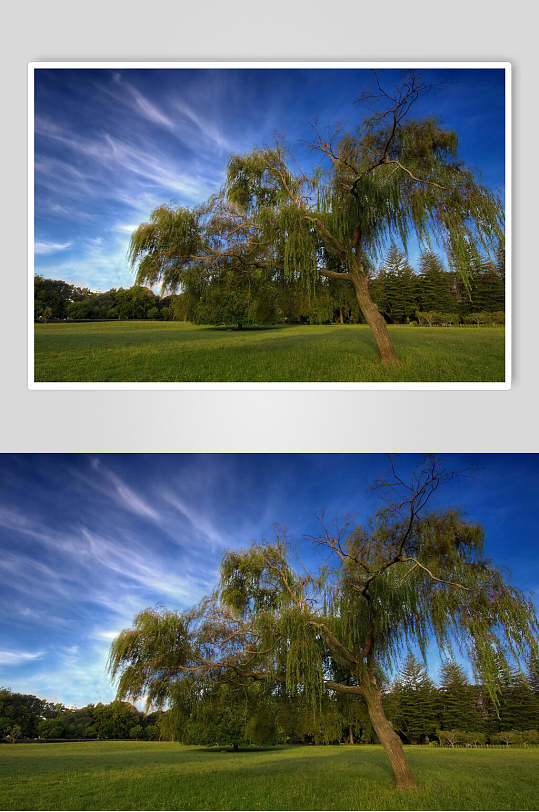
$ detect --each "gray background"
[1,0,537,452]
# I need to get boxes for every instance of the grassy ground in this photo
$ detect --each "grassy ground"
[33,322,505,383]
[1,742,537,810]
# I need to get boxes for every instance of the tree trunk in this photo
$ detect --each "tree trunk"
[348,725,354,745]
[351,271,399,365]
[363,686,417,790]
[339,307,344,325]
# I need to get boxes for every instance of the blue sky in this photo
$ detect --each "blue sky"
[0,454,536,708]
[34,67,506,291]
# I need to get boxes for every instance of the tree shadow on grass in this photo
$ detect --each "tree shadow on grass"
[206,325,283,333]
[201,745,288,753]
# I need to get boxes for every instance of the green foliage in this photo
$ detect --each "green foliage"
[389,654,438,743]
[438,660,483,733]
[416,311,459,327]
[128,205,203,295]
[370,245,418,323]
[34,276,88,321]
[109,608,196,710]
[0,688,54,738]
[0,688,157,742]
[65,285,166,321]
[418,252,457,313]
[193,267,281,328]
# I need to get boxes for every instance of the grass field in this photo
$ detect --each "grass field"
[33,322,505,383]
[1,742,537,810]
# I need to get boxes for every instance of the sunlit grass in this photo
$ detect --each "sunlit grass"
[2,741,536,810]
[34,323,505,383]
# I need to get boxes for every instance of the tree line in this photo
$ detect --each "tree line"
[34,244,504,329]
[3,652,537,747]
[34,276,176,323]
[0,689,160,742]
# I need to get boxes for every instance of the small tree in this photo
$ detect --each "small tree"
[492,730,522,747]
[110,458,537,791]
[437,728,464,747]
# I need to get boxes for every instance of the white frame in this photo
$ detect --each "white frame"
[28,61,511,390]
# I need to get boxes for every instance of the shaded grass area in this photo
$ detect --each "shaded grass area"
[34,322,505,383]
[1,742,537,810]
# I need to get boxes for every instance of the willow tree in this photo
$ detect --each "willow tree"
[129,72,504,364]
[109,458,537,791]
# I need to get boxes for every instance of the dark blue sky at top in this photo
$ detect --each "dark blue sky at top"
[34,67,506,291]
[0,453,536,707]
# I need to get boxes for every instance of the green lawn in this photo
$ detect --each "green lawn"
[33,322,505,383]
[1,742,537,810]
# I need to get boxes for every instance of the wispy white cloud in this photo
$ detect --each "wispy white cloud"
[0,649,43,666]
[35,241,72,255]
[36,115,216,203]
[110,74,175,130]
[162,491,226,549]
[90,458,159,520]
[80,527,206,602]
[173,98,234,153]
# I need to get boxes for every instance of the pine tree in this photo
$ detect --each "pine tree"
[391,653,438,743]
[418,252,458,314]
[497,669,536,733]
[372,245,419,323]
[439,660,483,732]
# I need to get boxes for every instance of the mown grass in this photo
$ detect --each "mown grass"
[33,322,505,383]
[1,742,537,810]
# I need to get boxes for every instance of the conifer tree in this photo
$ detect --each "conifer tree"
[391,653,438,743]
[497,669,536,733]
[372,245,418,323]
[418,252,457,313]
[439,660,483,732]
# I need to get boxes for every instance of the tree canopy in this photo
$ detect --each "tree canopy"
[129,72,504,364]
[110,458,535,790]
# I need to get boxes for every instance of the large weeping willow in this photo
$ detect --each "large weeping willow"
[128,73,504,364]
[109,457,536,791]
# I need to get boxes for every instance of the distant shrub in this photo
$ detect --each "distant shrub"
[521,729,539,745]
[491,730,523,746]
[416,311,459,327]
[463,311,505,326]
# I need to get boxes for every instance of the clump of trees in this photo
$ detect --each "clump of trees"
[34,277,90,322]
[34,276,174,323]
[110,458,537,790]
[0,689,159,741]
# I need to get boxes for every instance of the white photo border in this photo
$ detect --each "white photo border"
[28,61,511,391]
